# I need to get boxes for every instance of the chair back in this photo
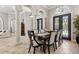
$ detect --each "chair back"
[34,29,38,34]
[28,31,34,46]
[49,31,57,44]
[59,30,63,40]
[28,30,42,46]
[56,30,61,41]
[40,29,45,33]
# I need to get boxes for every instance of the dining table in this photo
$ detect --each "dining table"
[34,31,50,53]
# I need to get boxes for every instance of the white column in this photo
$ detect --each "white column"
[30,16,33,30]
[8,15,11,36]
[43,17,45,29]
[23,12,27,36]
[15,5,22,43]
[24,13,30,36]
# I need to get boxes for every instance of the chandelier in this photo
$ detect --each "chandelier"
[56,6,71,15]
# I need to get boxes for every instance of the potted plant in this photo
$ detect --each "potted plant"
[73,15,79,44]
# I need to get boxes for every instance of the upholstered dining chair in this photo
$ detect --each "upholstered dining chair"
[54,30,61,49]
[34,29,39,33]
[55,29,63,49]
[46,31,57,54]
[40,29,45,33]
[59,30,63,44]
[28,31,44,54]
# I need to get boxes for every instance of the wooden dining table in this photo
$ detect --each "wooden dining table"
[34,32,50,53]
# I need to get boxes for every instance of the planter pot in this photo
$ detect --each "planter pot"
[76,36,79,44]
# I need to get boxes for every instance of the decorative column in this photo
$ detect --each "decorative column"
[8,15,11,36]
[15,5,22,43]
[29,16,33,30]
[23,12,27,36]
[24,13,30,36]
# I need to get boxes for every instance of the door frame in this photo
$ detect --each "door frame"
[37,18,43,32]
[53,13,71,40]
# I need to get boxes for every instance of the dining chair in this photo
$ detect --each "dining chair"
[28,31,44,54]
[59,30,63,44]
[55,30,61,48]
[34,29,39,33]
[55,29,63,48]
[40,29,45,33]
[46,31,57,54]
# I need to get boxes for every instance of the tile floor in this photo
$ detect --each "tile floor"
[0,35,79,54]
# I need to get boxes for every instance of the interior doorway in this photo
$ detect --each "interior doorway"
[21,19,25,36]
[53,13,71,40]
[37,18,43,33]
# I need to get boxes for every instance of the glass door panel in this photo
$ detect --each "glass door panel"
[62,16,68,38]
[55,17,59,30]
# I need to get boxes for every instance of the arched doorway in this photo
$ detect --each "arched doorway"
[21,19,25,36]
[36,9,46,31]
[0,17,3,32]
[20,6,32,36]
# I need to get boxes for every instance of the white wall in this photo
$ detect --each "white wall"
[0,13,8,31]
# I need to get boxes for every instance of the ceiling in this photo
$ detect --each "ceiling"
[0,5,33,14]
[0,5,58,14]
[0,5,15,14]
[42,5,58,10]
[0,5,72,14]
[42,5,74,10]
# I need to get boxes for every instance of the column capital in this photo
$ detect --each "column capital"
[15,5,23,12]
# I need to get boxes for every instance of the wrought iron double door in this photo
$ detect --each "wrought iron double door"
[53,13,71,40]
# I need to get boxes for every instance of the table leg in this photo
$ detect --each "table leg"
[43,40,46,54]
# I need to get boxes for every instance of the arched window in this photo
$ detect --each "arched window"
[0,17,3,31]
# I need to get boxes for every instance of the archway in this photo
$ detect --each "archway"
[20,6,32,36]
[36,9,46,30]
[0,17,3,32]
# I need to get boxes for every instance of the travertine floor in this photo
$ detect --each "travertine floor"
[0,35,79,54]
[0,36,29,54]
